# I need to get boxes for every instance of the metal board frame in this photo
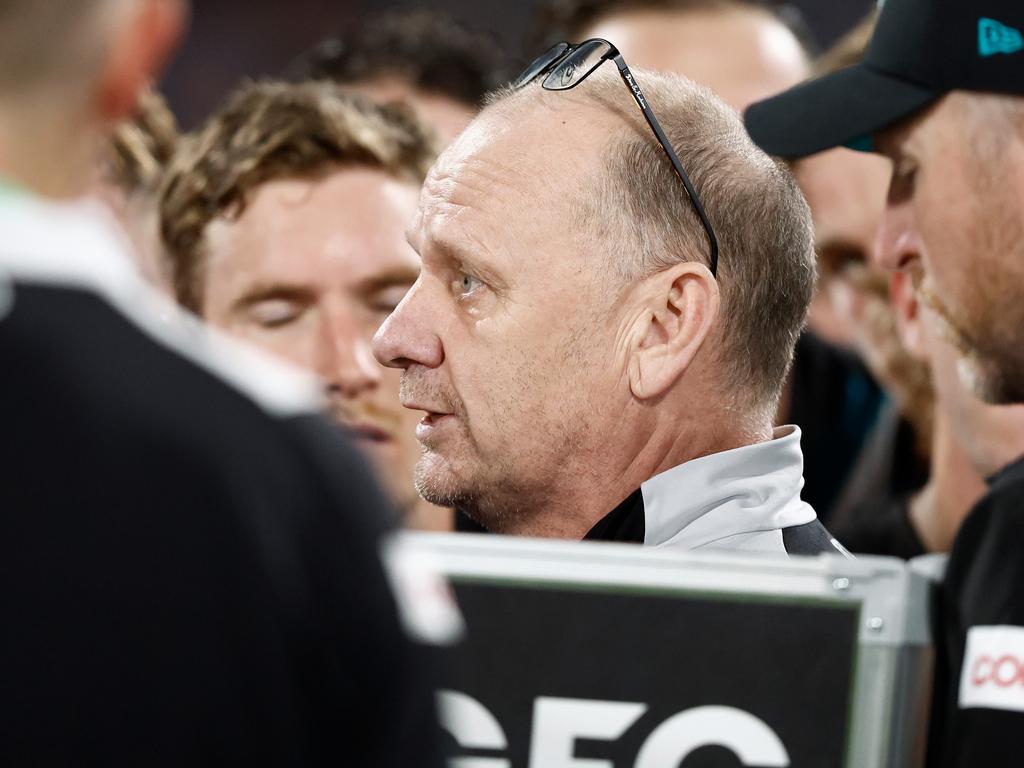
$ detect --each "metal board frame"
[401,532,935,768]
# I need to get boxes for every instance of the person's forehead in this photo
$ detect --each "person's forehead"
[208,167,421,285]
[873,97,950,159]
[414,100,611,254]
[582,7,808,109]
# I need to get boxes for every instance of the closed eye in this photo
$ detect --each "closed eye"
[367,284,412,315]
[232,285,316,328]
[248,298,305,328]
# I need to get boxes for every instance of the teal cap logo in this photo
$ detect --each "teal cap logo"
[979,17,1023,58]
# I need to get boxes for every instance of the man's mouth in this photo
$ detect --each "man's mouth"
[400,380,459,441]
[338,419,393,443]
[414,411,456,441]
[400,396,452,417]
[344,421,391,444]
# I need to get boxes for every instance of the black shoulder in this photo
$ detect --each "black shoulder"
[928,459,1024,768]
[945,460,1024,619]
[782,519,851,557]
[0,281,440,765]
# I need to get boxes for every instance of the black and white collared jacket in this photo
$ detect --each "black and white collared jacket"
[585,426,850,557]
[0,190,447,765]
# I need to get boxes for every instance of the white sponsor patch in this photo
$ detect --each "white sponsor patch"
[959,625,1024,712]
[380,534,464,646]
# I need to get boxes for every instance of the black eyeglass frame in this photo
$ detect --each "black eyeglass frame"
[513,39,719,277]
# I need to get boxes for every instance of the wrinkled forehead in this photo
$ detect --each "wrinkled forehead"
[413,90,621,256]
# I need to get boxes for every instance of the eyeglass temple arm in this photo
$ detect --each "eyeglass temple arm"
[612,56,720,277]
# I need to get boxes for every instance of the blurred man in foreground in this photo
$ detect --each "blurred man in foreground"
[0,1,446,763]
[288,9,510,142]
[373,44,845,556]
[746,0,1024,763]
[161,81,451,531]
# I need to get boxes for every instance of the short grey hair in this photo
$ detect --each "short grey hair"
[492,68,816,414]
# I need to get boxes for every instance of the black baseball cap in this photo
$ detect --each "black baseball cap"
[744,0,1024,158]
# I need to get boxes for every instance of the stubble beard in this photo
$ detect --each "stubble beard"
[946,114,1024,404]
[916,279,1024,405]
[403,373,531,531]
[404,316,604,533]
[413,442,532,533]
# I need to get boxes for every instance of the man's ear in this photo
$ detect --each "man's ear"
[97,0,187,122]
[626,261,719,400]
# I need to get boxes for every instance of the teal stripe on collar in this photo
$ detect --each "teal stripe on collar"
[844,134,875,153]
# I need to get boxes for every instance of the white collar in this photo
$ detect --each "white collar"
[0,192,140,292]
[0,193,325,417]
[640,425,816,548]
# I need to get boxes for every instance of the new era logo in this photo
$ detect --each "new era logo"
[979,17,1023,58]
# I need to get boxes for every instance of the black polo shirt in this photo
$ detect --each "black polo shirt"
[927,454,1024,767]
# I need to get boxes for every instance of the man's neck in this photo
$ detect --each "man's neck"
[909,412,987,553]
[0,98,96,199]
[966,406,1024,480]
[498,410,773,540]
[405,499,455,533]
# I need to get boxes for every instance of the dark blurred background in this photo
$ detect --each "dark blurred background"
[162,0,874,128]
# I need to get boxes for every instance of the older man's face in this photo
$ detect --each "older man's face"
[875,94,1024,404]
[372,106,625,531]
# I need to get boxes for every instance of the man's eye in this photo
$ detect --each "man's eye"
[370,299,401,314]
[817,244,866,278]
[889,158,917,201]
[894,159,917,182]
[368,285,411,315]
[453,273,484,297]
[250,300,302,328]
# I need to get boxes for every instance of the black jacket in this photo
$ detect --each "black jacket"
[0,199,442,766]
[927,454,1024,767]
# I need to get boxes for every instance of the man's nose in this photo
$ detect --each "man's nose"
[320,317,382,399]
[874,200,921,273]
[372,281,444,371]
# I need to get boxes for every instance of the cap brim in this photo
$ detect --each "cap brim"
[743,64,941,159]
